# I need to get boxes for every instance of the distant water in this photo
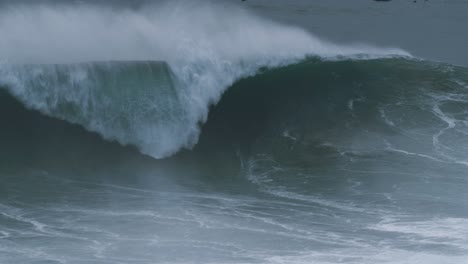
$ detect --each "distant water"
[238,0,468,67]
[0,1,467,263]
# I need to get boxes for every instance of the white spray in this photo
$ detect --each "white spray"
[0,1,410,158]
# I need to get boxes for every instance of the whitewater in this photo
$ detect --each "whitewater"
[0,2,408,158]
[0,1,467,264]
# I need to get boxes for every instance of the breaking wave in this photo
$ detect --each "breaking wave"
[0,2,408,158]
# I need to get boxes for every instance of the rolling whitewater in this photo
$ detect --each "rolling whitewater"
[0,1,467,263]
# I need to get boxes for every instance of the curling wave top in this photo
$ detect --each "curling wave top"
[0,2,409,158]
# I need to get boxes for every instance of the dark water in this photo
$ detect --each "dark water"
[0,1,467,264]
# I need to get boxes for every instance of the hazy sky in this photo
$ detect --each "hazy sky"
[0,0,466,65]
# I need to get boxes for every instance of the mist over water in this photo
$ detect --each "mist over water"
[0,1,467,264]
[0,2,408,158]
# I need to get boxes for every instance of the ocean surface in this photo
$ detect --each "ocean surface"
[0,1,467,263]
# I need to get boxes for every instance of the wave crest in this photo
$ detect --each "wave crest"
[0,2,409,158]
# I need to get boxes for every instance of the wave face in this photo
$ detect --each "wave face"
[0,2,408,158]
[1,57,468,264]
[0,62,191,158]
[206,57,468,198]
[1,2,468,264]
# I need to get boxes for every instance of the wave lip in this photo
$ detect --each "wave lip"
[0,2,410,158]
[0,61,195,158]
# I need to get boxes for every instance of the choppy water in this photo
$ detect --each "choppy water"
[0,1,467,263]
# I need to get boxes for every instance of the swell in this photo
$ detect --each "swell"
[1,58,467,163]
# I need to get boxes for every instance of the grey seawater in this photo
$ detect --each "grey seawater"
[236,0,468,67]
[1,58,468,263]
[0,1,468,264]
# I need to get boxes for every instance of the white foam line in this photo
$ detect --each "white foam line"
[0,230,9,238]
[245,155,393,214]
[384,142,448,163]
[338,168,421,177]
[431,102,468,167]
[369,217,468,252]
[379,108,396,127]
[0,212,47,233]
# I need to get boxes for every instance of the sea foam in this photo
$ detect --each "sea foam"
[0,2,408,158]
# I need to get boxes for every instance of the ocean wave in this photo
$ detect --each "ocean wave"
[0,2,409,158]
